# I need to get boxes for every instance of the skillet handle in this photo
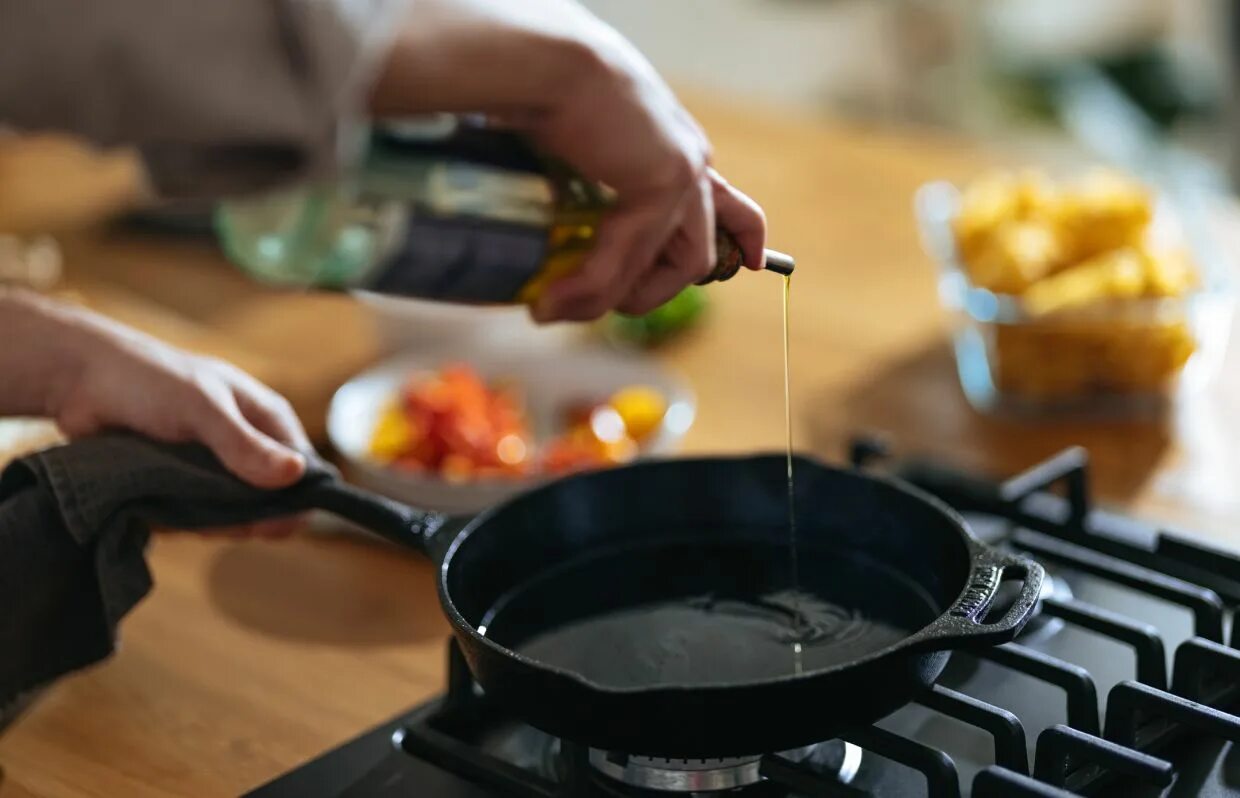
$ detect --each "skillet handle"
[290,478,448,554]
[904,546,1045,652]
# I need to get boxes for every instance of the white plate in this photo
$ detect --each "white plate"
[327,348,695,515]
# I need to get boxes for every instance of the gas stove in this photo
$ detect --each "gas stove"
[247,440,1240,797]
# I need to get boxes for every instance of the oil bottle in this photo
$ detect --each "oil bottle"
[214,116,792,305]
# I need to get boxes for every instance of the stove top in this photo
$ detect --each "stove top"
[247,440,1240,797]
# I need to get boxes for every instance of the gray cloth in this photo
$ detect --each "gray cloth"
[0,0,409,199]
[0,433,339,719]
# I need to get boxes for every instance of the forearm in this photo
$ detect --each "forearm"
[0,289,202,420]
[369,0,609,117]
[0,291,90,419]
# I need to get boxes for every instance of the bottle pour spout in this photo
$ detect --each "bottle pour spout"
[700,231,795,284]
[763,250,795,276]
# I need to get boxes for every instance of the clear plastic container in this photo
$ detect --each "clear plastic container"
[914,181,1236,416]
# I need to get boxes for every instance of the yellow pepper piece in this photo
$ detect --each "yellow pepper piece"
[608,386,668,442]
[369,403,416,463]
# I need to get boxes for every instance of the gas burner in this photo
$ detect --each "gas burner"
[588,751,763,792]
[587,742,862,793]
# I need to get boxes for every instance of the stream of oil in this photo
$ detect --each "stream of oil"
[782,274,805,674]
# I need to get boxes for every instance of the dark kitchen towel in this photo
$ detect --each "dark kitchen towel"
[0,433,340,722]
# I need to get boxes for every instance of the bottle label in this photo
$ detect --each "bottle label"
[365,214,548,303]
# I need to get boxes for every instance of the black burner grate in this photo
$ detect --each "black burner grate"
[885,439,1240,796]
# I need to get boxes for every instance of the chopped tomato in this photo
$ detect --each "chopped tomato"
[370,363,533,480]
[368,364,667,482]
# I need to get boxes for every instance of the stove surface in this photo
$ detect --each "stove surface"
[247,442,1240,797]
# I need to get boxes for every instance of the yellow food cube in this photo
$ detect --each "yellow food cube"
[1021,248,1146,317]
[953,172,1023,258]
[967,220,1064,294]
[1012,168,1058,218]
[1141,245,1197,298]
[953,170,1055,244]
[1050,169,1153,262]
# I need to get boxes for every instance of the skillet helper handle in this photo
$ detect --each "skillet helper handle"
[905,547,1045,651]
[291,478,446,552]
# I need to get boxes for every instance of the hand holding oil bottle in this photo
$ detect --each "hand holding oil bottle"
[217,0,791,323]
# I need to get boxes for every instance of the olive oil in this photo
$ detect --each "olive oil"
[782,273,804,674]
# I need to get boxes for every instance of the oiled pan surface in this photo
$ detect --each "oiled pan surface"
[480,535,939,689]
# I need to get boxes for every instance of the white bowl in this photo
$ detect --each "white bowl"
[327,348,696,515]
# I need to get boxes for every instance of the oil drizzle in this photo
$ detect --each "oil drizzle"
[782,273,804,675]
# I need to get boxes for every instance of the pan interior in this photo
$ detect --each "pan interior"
[478,532,940,690]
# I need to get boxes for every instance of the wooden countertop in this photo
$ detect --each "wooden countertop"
[2,96,1239,797]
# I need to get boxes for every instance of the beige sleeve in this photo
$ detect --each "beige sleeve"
[0,0,409,199]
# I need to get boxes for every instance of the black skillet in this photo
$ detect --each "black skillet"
[267,452,1043,758]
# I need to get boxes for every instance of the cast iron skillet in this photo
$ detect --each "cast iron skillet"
[269,453,1043,758]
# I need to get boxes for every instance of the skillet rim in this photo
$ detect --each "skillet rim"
[435,452,988,695]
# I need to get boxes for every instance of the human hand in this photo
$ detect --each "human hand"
[370,0,768,321]
[2,291,309,537]
[521,50,769,321]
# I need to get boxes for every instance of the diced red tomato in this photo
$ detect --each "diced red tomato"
[369,364,664,482]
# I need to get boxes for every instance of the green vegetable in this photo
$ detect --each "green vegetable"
[605,286,707,346]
